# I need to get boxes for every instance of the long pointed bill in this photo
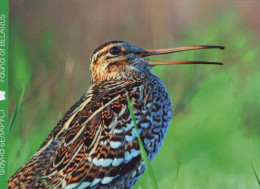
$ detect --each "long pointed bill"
[142,45,224,66]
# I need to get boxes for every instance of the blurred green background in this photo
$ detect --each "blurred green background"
[9,1,260,188]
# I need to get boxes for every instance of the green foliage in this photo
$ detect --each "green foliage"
[174,161,181,189]
[9,85,25,130]
[251,161,260,188]
[135,10,260,189]
[9,19,32,92]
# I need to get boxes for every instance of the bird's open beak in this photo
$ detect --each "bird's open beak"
[142,45,224,66]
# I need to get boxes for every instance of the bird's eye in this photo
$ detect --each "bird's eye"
[109,46,122,55]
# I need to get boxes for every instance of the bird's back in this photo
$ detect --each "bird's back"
[8,76,172,189]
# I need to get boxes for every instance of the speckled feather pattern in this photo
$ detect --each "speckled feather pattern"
[8,41,172,189]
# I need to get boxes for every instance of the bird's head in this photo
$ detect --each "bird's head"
[90,41,224,83]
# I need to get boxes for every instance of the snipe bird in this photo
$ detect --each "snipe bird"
[8,41,224,189]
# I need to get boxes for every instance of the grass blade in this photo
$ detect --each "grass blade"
[125,91,158,189]
[251,160,260,187]
[9,85,25,130]
[57,112,62,121]
[174,161,181,189]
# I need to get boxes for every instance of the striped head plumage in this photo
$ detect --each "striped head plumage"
[90,41,224,83]
[90,41,146,83]
[8,41,224,189]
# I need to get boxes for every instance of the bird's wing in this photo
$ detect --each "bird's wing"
[47,80,153,188]
[9,80,153,189]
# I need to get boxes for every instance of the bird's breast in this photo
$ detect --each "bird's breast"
[134,79,172,161]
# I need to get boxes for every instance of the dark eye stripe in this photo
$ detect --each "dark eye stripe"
[92,41,124,55]
[91,42,126,64]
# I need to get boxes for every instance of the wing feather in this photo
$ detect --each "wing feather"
[8,80,153,188]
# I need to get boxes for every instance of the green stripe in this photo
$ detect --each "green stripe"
[126,91,158,189]
[0,0,8,188]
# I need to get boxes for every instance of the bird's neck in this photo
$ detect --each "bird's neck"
[91,67,154,83]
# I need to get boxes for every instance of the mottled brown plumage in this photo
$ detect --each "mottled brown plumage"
[8,41,223,189]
